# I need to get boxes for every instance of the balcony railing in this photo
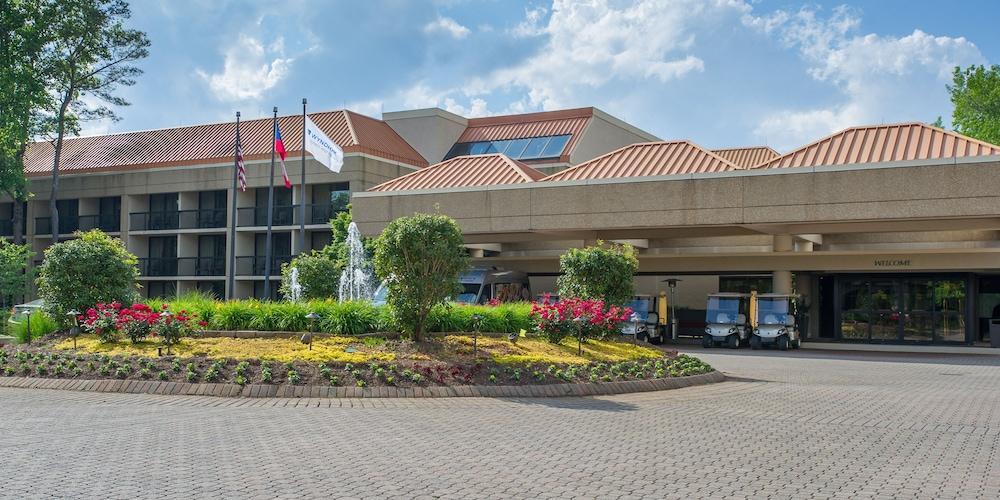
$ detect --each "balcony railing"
[138,256,226,277]
[129,209,227,231]
[78,213,121,233]
[236,204,346,227]
[235,255,293,276]
[35,216,79,235]
[138,257,178,277]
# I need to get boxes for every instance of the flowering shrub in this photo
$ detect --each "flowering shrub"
[80,302,203,348]
[116,304,157,344]
[152,307,200,354]
[530,295,632,344]
[81,302,124,343]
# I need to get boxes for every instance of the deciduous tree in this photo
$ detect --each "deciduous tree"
[948,65,1000,145]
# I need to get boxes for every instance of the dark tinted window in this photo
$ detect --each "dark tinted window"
[540,135,570,158]
[444,134,573,161]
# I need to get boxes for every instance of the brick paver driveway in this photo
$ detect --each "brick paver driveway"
[1,348,998,499]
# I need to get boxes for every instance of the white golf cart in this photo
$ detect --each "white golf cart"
[702,293,752,349]
[751,293,801,350]
[620,295,663,344]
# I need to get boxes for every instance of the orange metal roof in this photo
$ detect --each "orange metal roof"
[457,107,593,161]
[756,122,1000,169]
[711,146,779,168]
[369,154,545,192]
[541,141,739,182]
[22,110,428,177]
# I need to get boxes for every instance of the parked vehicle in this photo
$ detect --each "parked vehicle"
[702,293,751,349]
[751,293,801,350]
[621,295,662,344]
[456,267,530,305]
[7,299,44,325]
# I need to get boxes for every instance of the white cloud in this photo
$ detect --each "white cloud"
[424,16,470,39]
[196,34,293,102]
[747,6,986,149]
[510,6,548,38]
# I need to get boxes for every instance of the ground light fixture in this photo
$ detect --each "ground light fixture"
[630,312,641,344]
[66,310,80,349]
[159,311,173,355]
[572,315,588,355]
[23,309,32,346]
[471,314,482,358]
[303,312,320,350]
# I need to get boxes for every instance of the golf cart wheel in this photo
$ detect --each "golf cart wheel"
[702,334,713,348]
[777,336,790,351]
[636,331,648,343]
[648,333,664,345]
[792,338,801,349]
[750,336,762,350]
[727,334,740,349]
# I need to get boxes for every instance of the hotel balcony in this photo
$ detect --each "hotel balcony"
[235,255,293,276]
[129,208,227,231]
[138,256,226,277]
[236,204,345,227]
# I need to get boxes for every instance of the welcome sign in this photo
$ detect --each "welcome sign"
[304,115,345,173]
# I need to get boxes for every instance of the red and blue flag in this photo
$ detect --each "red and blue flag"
[274,122,292,188]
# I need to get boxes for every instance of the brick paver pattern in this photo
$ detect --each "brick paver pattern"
[1,348,999,499]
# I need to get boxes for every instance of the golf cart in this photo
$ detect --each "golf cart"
[621,295,662,344]
[751,293,801,350]
[702,293,752,349]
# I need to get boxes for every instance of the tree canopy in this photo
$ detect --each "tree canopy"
[557,241,638,307]
[948,65,1000,145]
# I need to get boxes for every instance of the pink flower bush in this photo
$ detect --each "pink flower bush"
[530,294,632,344]
[79,302,201,346]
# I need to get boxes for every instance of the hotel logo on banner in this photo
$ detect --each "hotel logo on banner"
[304,115,345,173]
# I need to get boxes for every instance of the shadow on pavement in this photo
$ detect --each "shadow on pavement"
[677,345,1000,367]
[499,396,639,412]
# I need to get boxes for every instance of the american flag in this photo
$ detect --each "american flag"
[236,135,247,192]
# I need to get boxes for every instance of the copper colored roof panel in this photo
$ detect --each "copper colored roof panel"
[541,141,739,182]
[756,122,1000,169]
[22,110,428,177]
[369,154,545,192]
[457,107,593,160]
[711,146,779,168]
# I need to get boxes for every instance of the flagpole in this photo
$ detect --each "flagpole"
[227,112,241,300]
[299,98,306,256]
[264,107,277,300]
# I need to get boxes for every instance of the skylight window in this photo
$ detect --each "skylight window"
[444,134,572,161]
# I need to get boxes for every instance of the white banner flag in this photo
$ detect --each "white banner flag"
[304,115,344,173]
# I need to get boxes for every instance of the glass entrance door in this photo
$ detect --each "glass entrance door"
[837,276,968,344]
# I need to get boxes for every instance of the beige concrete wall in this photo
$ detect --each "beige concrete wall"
[383,108,467,164]
[569,110,660,164]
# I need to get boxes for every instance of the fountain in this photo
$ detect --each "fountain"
[338,222,375,301]
[288,266,303,302]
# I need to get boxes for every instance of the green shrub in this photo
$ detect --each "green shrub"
[557,241,638,306]
[373,213,469,341]
[11,312,59,343]
[36,230,140,321]
[279,251,341,300]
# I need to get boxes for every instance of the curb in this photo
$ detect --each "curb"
[0,370,724,399]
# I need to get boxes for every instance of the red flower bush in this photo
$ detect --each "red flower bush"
[530,294,632,344]
[79,302,201,346]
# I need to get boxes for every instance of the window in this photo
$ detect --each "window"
[444,134,572,161]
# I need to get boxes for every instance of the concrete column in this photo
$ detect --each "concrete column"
[772,234,794,294]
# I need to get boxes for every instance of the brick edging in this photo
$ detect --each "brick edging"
[0,370,724,399]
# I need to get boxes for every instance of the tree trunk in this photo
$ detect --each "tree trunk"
[12,198,24,245]
[50,92,72,244]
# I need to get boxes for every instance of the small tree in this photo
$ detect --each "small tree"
[0,239,33,306]
[557,241,638,307]
[279,251,341,300]
[948,65,1000,145]
[373,213,468,341]
[36,229,139,320]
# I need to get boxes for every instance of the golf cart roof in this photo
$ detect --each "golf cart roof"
[707,292,750,298]
[757,293,800,299]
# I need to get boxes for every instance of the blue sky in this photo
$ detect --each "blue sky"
[86,0,998,152]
